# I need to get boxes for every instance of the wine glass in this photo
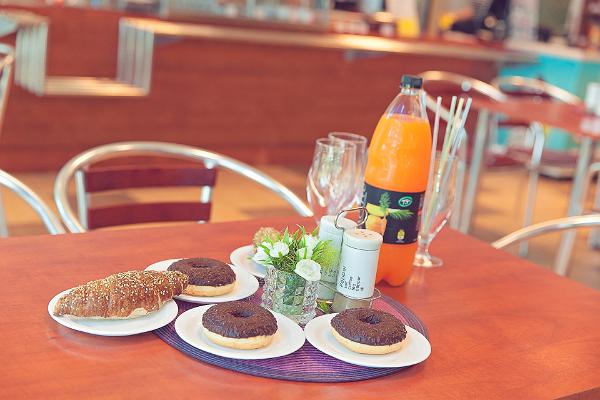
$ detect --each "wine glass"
[306,138,357,221]
[413,153,458,268]
[328,132,368,207]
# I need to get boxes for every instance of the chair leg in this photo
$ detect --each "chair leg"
[587,163,600,249]
[555,137,595,276]
[519,123,544,257]
[459,110,489,233]
[0,190,8,237]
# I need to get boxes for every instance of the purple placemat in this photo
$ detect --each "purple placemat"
[154,291,429,383]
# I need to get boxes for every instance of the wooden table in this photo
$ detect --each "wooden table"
[2,217,600,399]
[469,98,600,276]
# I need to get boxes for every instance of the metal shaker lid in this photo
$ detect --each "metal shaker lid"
[343,229,383,251]
[319,215,356,236]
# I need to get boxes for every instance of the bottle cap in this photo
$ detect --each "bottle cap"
[319,215,356,236]
[343,229,383,251]
[400,75,423,89]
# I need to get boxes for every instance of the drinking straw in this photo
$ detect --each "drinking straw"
[422,97,473,234]
[421,97,442,231]
[425,97,442,196]
[441,98,472,189]
[439,96,457,159]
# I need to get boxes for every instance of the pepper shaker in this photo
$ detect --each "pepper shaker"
[336,229,383,299]
[317,215,357,300]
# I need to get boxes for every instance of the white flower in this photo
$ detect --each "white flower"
[252,245,271,266]
[296,247,313,260]
[294,259,321,281]
[269,241,289,258]
[303,235,319,251]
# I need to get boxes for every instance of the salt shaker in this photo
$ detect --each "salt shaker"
[318,215,357,300]
[336,229,383,299]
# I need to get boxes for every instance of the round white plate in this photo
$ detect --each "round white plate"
[229,245,266,279]
[48,290,178,336]
[145,259,259,304]
[175,304,305,359]
[304,313,431,368]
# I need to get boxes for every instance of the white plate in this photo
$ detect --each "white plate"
[229,245,266,279]
[145,259,259,304]
[175,304,305,359]
[304,313,431,368]
[48,290,178,336]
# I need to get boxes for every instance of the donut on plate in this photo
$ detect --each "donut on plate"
[201,301,278,349]
[330,308,407,355]
[168,258,236,297]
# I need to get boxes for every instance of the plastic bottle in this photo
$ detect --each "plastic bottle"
[362,75,432,285]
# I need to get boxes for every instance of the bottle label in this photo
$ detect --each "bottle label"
[361,183,424,245]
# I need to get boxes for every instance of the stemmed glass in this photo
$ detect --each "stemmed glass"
[327,132,368,207]
[306,138,357,221]
[413,154,458,268]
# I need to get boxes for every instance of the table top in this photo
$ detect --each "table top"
[471,97,600,140]
[2,217,600,399]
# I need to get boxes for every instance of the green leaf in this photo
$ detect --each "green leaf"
[282,227,289,244]
[388,209,413,220]
[379,192,391,213]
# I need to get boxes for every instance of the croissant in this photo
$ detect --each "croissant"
[53,270,188,319]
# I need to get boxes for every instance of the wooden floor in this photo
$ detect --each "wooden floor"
[2,165,599,290]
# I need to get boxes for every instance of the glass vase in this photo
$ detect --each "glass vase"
[261,265,319,325]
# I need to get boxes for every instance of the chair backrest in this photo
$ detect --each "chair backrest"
[0,44,14,134]
[54,141,313,233]
[492,76,582,106]
[78,163,217,230]
[419,71,507,102]
[0,169,65,235]
[491,214,600,249]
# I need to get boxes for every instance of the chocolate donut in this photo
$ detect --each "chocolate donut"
[331,309,407,354]
[202,301,278,349]
[168,258,236,296]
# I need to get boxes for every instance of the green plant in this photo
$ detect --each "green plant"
[379,192,413,220]
[252,226,334,281]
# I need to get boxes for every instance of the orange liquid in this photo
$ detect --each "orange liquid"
[365,114,432,286]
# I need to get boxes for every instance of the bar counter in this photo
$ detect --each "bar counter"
[0,5,534,171]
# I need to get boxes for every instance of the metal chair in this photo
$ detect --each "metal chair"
[0,44,15,236]
[54,141,313,233]
[0,169,65,235]
[584,162,600,249]
[493,76,586,267]
[492,214,600,270]
[492,76,583,179]
[492,76,582,106]
[420,71,544,258]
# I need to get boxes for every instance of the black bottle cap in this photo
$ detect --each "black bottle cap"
[400,75,423,89]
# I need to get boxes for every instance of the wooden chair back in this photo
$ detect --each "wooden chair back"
[78,163,217,229]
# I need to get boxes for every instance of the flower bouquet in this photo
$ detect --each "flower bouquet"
[253,226,336,324]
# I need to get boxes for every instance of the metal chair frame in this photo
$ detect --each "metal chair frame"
[0,44,15,237]
[54,141,313,233]
[492,76,582,106]
[492,214,600,263]
[493,75,586,273]
[584,162,600,248]
[0,169,65,236]
[420,71,544,257]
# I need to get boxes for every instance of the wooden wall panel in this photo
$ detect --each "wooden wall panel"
[0,6,498,171]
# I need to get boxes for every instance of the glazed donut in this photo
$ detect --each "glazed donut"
[167,258,236,296]
[330,309,407,355]
[201,301,278,349]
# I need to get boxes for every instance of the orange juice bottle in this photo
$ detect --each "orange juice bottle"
[362,75,432,286]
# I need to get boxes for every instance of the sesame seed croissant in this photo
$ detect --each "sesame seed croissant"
[53,270,188,319]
